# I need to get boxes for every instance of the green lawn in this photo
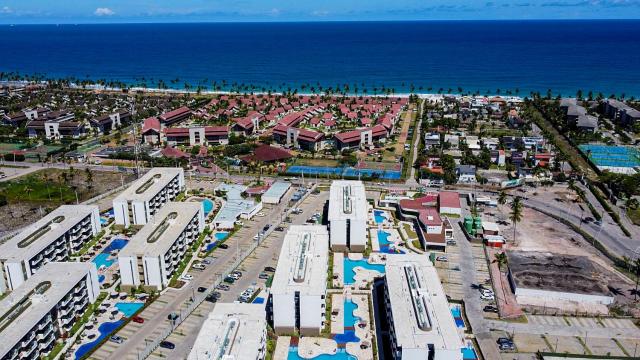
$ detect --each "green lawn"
[628,207,640,226]
[402,222,418,239]
[0,173,76,203]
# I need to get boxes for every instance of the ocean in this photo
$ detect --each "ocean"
[1,20,639,96]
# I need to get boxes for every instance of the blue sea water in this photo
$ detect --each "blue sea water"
[2,21,640,96]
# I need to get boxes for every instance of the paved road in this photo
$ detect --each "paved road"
[93,188,301,360]
[406,98,425,185]
[149,191,329,359]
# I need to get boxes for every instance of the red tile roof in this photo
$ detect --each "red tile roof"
[243,144,293,163]
[159,106,191,122]
[161,146,189,158]
[142,117,160,133]
[439,191,461,209]
[204,126,229,136]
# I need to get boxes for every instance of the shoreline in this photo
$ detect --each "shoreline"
[1,80,528,100]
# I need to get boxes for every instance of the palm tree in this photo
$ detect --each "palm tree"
[85,168,94,190]
[634,258,640,301]
[510,197,523,244]
[498,191,507,205]
[494,252,508,272]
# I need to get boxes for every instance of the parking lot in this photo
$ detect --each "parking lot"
[434,239,464,301]
[147,190,329,359]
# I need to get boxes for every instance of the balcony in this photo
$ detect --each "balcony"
[19,342,37,358]
[21,332,36,347]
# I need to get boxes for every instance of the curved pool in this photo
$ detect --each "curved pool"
[343,259,385,285]
[202,198,214,215]
[74,320,123,359]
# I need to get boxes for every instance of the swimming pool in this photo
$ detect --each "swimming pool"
[451,306,465,328]
[98,275,105,283]
[287,347,356,360]
[215,232,229,240]
[93,253,115,270]
[103,238,129,252]
[115,302,144,317]
[253,297,265,304]
[343,259,385,285]
[205,241,218,252]
[462,347,477,360]
[74,320,124,359]
[376,230,405,254]
[100,217,108,225]
[202,198,214,215]
[373,210,386,224]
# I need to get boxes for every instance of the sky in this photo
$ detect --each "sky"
[0,0,639,23]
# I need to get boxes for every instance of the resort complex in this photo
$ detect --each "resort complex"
[328,180,369,252]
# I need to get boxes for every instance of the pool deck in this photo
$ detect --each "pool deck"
[333,252,345,288]
[274,336,291,360]
[331,293,345,335]
[346,293,374,360]
[298,337,338,358]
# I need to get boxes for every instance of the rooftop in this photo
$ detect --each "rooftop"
[271,225,329,297]
[120,202,202,257]
[188,303,266,360]
[262,181,291,199]
[507,251,612,296]
[0,205,98,263]
[113,167,182,203]
[0,262,94,358]
[328,180,368,222]
[384,254,463,355]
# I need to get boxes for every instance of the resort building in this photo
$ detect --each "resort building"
[272,124,325,151]
[118,202,204,291]
[395,194,454,252]
[90,110,131,134]
[27,110,86,139]
[0,205,101,294]
[0,262,100,360]
[373,254,464,360]
[212,183,262,229]
[261,182,291,205]
[438,191,461,216]
[334,125,388,150]
[188,303,267,360]
[269,225,329,335]
[328,180,368,252]
[113,167,185,226]
[164,126,230,146]
[158,106,192,126]
[603,99,640,127]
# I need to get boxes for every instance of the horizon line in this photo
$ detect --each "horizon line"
[2,18,640,26]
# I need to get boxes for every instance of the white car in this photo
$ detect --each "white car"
[481,294,495,301]
[180,274,194,281]
[192,263,206,270]
[435,256,448,262]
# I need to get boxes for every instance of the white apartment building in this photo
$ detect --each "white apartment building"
[0,262,100,360]
[270,225,329,335]
[113,167,184,226]
[188,303,267,360]
[118,202,204,291]
[0,205,101,294]
[328,180,368,252]
[377,254,463,360]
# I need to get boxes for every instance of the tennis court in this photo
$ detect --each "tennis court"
[579,144,640,168]
[286,165,401,180]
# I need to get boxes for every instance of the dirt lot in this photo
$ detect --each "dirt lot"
[488,202,637,313]
[0,168,136,234]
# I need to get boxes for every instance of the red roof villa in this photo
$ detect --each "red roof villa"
[334,124,389,150]
[159,106,192,126]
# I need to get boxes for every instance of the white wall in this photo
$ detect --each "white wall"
[118,256,140,287]
[86,265,101,303]
[143,256,165,290]
[300,295,324,335]
[440,206,461,216]
[113,200,129,226]
[515,287,614,305]
[4,262,26,292]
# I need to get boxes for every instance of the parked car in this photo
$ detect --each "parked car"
[167,313,179,321]
[205,294,218,303]
[499,343,515,351]
[109,335,124,344]
[446,240,457,245]
[159,341,176,350]
[218,244,229,249]
[497,337,513,345]
[197,287,207,293]
[201,258,213,265]
[259,272,270,279]
[216,284,230,291]
[253,234,260,240]
[192,263,206,270]
[264,266,276,272]
[211,291,222,299]
[480,294,495,301]
[483,305,499,313]
[132,316,144,324]
[224,276,235,284]
[275,226,285,232]
[435,256,448,262]
[180,274,194,281]
[262,225,270,232]
[232,271,243,278]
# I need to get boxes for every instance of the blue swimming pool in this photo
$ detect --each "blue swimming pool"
[103,238,129,252]
[100,217,108,225]
[253,297,265,304]
[287,347,356,360]
[215,232,229,240]
[115,302,144,318]
[376,230,405,254]
[451,306,465,328]
[374,210,386,224]
[93,253,115,270]
[202,198,214,215]
[344,300,359,327]
[344,259,385,285]
[462,347,478,360]
[98,275,105,283]
[74,320,123,359]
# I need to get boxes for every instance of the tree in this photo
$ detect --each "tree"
[85,168,94,189]
[634,258,640,301]
[510,197,524,244]
[498,191,507,205]
[494,252,508,272]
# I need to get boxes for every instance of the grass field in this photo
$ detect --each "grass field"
[628,208,640,226]
[0,172,76,203]
[293,158,341,167]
